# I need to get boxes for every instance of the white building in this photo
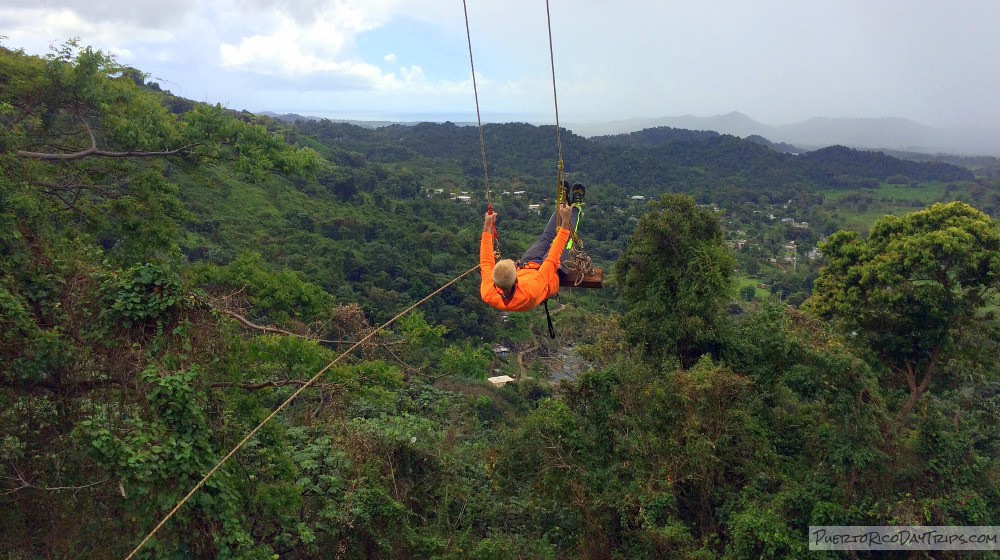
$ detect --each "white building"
[488,375,515,387]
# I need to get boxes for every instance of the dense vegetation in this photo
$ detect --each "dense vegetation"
[3,42,1000,559]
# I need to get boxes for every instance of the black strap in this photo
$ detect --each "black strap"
[542,299,556,339]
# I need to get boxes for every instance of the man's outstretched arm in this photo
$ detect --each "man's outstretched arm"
[480,210,498,299]
[483,210,496,234]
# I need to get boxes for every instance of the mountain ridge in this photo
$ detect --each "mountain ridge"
[266,110,1000,158]
[566,112,1000,157]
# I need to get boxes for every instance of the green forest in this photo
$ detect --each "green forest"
[3,42,1000,559]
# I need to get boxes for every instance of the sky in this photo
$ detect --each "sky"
[2,0,999,131]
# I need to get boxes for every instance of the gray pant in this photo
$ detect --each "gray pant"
[520,206,581,265]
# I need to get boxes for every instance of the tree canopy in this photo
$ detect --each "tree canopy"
[615,193,736,367]
[809,201,1000,427]
[1,40,319,260]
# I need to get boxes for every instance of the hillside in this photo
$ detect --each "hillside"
[4,44,1000,559]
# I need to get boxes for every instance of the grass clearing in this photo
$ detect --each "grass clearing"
[737,277,772,299]
[821,181,962,204]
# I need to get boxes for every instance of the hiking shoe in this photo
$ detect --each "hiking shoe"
[570,182,586,207]
[557,179,570,204]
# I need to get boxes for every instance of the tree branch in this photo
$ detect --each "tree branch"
[220,309,299,337]
[1,467,109,496]
[37,181,119,198]
[917,351,938,396]
[16,145,194,161]
[81,107,97,151]
[209,379,343,391]
[219,308,402,347]
[897,350,939,432]
[903,360,917,394]
[8,376,133,395]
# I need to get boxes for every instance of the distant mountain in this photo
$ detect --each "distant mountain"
[592,127,804,154]
[567,112,1000,157]
[261,111,425,129]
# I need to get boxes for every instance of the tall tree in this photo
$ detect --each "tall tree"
[1,40,319,260]
[615,193,736,367]
[0,42,320,557]
[808,201,1000,429]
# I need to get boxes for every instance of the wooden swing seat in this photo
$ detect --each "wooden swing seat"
[560,267,604,289]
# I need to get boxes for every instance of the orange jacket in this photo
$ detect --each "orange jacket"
[480,228,571,311]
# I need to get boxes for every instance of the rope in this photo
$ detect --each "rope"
[544,1,593,286]
[463,0,499,257]
[125,265,480,560]
[565,245,594,287]
[545,0,564,200]
[542,299,556,339]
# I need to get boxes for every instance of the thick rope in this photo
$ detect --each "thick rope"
[125,265,480,560]
[463,0,499,258]
[544,0,591,282]
[462,0,491,209]
[566,245,594,286]
[545,0,564,198]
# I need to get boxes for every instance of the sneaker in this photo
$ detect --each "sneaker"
[570,182,586,207]
[557,179,570,204]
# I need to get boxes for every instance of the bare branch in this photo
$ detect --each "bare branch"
[1,467,109,496]
[219,308,403,347]
[42,188,85,216]
[36,181,118,198]
[16,145,195,161]
[79,107,97,152]
[209,379,343,391]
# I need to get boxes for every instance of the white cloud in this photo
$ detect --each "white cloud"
[2,0,197,28]
[218,1,471,94]
[0,5,183,53]
[108,47,135,59]
[3,0,998,129]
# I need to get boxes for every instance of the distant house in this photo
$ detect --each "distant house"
[488,375,515,387]
[454,195,472,204]
[513,190,526,197]
[781,217,794,223]
[528,204,541,213]
[492,345,510,357]
[630,195,646,201]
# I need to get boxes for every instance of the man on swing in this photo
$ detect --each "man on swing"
[480,182,585,311]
